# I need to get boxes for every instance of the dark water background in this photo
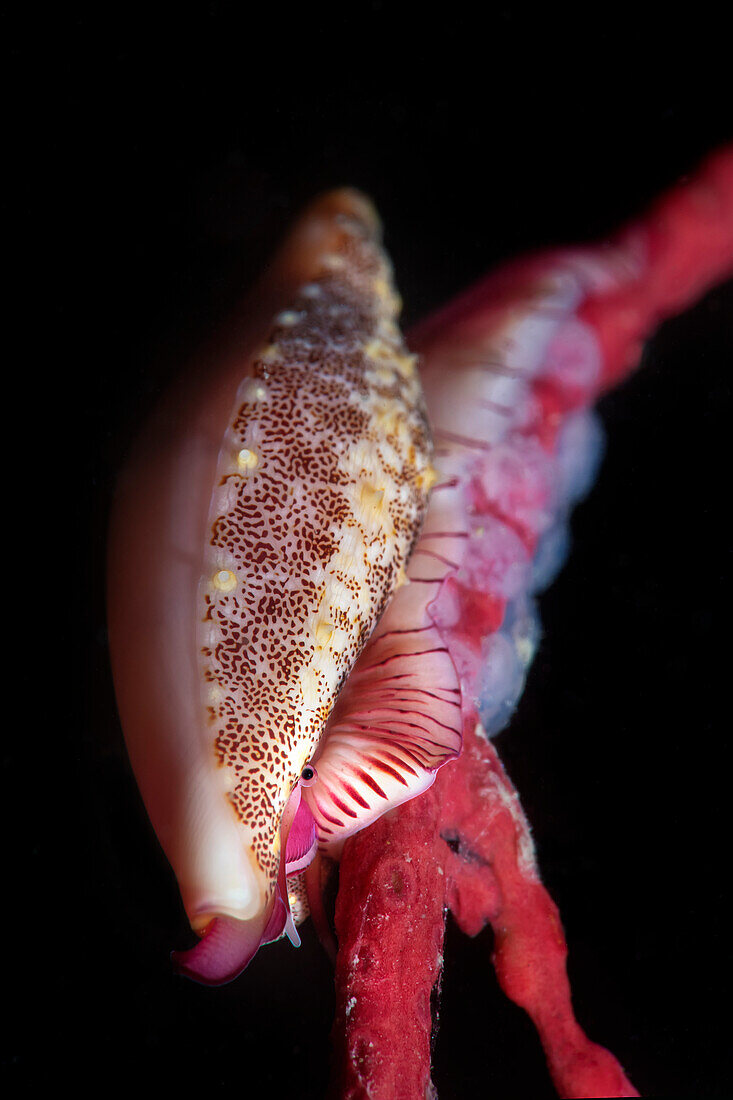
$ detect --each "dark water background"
[8,7,732,1096]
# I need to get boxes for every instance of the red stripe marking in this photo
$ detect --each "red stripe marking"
[388,689,462,707]
[387,705,461,737]
[433,428,494,452]
[413,547,461,569]
[377,750,418,777]
[339,779,370,809]
[329,793,358,819]
[349,766,388,800]
[376,626,433,639]
[364,755,409,786]
[384,743,429,770]
[362,646,449,671]
[314,799,345,828]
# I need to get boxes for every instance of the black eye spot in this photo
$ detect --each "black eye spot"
[300,763,318,786]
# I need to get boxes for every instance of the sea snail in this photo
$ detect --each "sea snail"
[107,190,461,984]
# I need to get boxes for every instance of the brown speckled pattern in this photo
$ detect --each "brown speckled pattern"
[197,209,433,889]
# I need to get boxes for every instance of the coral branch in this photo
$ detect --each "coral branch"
[581,145,733,390]
[441,722,638,1099]
[330,720,638,1098]
[330,786,446,1099]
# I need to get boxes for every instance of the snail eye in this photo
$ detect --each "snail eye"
[300,764,317,787]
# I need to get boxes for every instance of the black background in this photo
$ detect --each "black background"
[8,5,732,1096]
